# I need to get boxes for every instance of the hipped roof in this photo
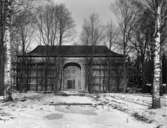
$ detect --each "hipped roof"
[23,45,124,57]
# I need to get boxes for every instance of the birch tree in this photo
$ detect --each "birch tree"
[3,0,13,101]
[152,0,163,108]
[132,0,167,108]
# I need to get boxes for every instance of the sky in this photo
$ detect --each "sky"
[29,0,117,49]
[50,0,117,44]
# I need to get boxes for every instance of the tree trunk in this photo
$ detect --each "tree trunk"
[0,0,5,95]
[3,0,13,101]
[0,44,5,95]
[152,3,161,108]
[140,55,146,91]
[122,62,127,93]
[4,24,13,101]
[122,28,128,93]
[0,32,5,95]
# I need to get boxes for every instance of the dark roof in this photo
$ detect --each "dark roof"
[25,45,123,57]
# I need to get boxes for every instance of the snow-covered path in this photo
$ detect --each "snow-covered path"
[0,92,161,128]
[0,106,154,128]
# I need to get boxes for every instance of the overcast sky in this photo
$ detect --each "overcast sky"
[50,0,116,43]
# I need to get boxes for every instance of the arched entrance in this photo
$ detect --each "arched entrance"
[63,62,81,90]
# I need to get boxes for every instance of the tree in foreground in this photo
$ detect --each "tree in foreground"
[2,0,13,101]
[152,0,163,108]
[132,0,167,108]
[142,0,166,109]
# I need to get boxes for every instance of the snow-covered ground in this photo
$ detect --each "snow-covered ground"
[0,91,166,128]
[95,93,167,128]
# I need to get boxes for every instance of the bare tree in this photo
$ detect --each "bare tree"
[36,4,75,46]
[104,22,120,92]
[112,0,137,92]
[56,4,75,46]
[35,4,75,91]
[80,13,105,92]
[10,0,36,92]
[35,5,57,91]
[12,10,35,55]
[81,13,104,46]
[36,5,58,46]
[129,6,155,90]
[54,4,75,89]
[105,22,119,50]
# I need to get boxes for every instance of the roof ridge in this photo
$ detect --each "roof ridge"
[37,45,108,47]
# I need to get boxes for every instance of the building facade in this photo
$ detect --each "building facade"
[16,45,126,93]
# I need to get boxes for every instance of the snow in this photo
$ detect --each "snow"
[0,91,166,128]
[96,93,167,128]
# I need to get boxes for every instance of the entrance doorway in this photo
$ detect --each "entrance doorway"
[63,62,81,90]
[67,80,75,89]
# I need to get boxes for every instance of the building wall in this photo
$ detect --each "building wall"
[16,56,126,92]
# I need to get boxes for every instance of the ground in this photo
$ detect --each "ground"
[0,91,166,128]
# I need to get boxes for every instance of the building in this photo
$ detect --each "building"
[16,45,126,93]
